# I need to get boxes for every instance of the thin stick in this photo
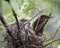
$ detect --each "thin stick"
[11,9,20,32]
[44,39,60,47]
[0,13,12,37]
[25,9,44,25]
[0,1,12,36]
[5,0,25,48]
[6,0,20,33]
[29,10,44,22]
[52,26,60,39]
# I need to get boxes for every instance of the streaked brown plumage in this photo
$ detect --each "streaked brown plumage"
[33,15,51,35]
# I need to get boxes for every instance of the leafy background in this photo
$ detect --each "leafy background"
[0,0,60,48]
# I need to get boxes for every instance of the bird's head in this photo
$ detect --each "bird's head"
[20,18,29,24]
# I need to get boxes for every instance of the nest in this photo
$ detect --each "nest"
[3,20,45,48]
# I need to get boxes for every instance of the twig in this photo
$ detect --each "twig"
[0,14,8,28]
[44,39,60,47]
[29,9,44,22]
[25,9,44,25]
[0,13,12,37]
[0,2,12,36]
[5,0,25,48]
[5,0,20,33]
[52,26,60,39]
[11,9,20,32]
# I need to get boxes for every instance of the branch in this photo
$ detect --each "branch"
[5,1,26,47]
[25,9,44,25]
[0,13,12,37]
[11,9,20,31]
[0,14,8,28]
[0,0,13,37]
[29,9,44,22]
[5,0,20,32]
[0,1,8,32]
[44,39,60,47]
[52,26,60,39]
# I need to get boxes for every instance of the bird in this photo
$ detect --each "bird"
[33,15,51,35]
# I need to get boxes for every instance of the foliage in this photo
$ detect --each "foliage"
[0,0,60,48]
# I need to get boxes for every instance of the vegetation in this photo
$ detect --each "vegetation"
[0,0,60,48]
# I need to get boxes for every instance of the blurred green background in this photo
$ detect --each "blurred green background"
[0,0,60,48]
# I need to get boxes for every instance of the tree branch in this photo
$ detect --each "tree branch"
[52,26,60,39]
[0,14,8,28]
[25,9,44,25]
[0,0,13,37]
[29,9,44,22]
[5,0,20,32]
[5,1,26,47]
[11,9,20,31]
[44,39,60,47]
[0,13,12,37]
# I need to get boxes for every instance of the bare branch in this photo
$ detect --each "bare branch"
[29,9,44,22]
[0,13,12,37]
[25,9,44,25]
[0,14,8,28]
[0,0,13,37]
[6,0,20,32]
[44,39,60,47]
[5,1,26,47]
[52,26,60,39]
[11,9,20,31]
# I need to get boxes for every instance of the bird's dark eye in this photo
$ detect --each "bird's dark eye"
[20,19,28,22]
